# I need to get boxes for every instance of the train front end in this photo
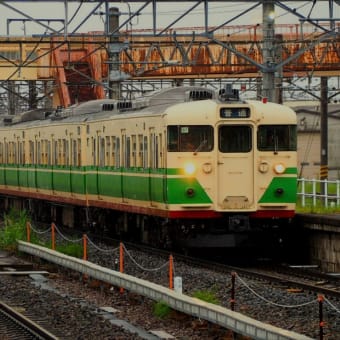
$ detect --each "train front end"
[165,95,297,251]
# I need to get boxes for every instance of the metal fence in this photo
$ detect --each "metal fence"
[297,178,340,208]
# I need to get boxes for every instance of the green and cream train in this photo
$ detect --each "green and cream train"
[0,86,297,250]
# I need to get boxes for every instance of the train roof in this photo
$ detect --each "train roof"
[0,86,294,128]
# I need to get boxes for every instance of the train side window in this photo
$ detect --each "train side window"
[37,141,41,164]
[14,141,18,164]
[115,137,120,168]
[72,139,77,166]
[154,135,159,168]
[8,142,12,164]
[131,135,136,167]
[77,139,81,166]
[92,137,96,166]
[219,125,252,153]
[137,134,143,167]
[111,137,116,167]
[8,142,13,164]
[167,126,179,151]
[18,141,22,164]
[47,141,51,165]
[4,141,8,163]
[143,136,148,168]
[0,142,3,163]
[64,139,69,166]
[57,139,62,165]
[126,137,131,168]
[158,133,163,167]
[150,133,156,169]
[53,140,57,165]
[106,136,111,165]
[121,134,126,167]
[99,137,105,167]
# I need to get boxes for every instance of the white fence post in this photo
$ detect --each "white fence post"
[297,178,340,208]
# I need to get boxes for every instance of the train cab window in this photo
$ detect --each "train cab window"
[167,125,213,152]
[219,125,252,153]
[257,125,297,152]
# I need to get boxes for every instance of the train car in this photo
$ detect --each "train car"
[0,86,297,252]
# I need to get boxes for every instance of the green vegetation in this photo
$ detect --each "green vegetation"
[192,288,220,305]
[56,243,83,258]
[0,208,83,258]
[0,209,33,252]
[153,301,172,319]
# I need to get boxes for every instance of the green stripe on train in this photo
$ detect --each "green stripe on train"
[0,165,212,205]
[259,176,297,203]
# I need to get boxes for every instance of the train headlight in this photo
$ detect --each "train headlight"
[273,162,286,174]
[184,162,196,175]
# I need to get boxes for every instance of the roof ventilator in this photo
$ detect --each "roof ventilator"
[186,89,214,101]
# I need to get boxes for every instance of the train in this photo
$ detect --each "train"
[0,85,297,252]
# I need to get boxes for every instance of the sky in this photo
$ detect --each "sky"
[0,1,337,36]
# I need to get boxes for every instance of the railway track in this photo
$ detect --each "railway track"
[0,301,58,339]
[6,224,340,338]
[107,238,340,300]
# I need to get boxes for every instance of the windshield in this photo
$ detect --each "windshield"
[258,125,297,152]
[167,125,214,152]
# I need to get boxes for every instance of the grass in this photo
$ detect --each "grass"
[153,301,172,319]
[192,288,220,305]
[296,179,340,214]
[0,209,33,252]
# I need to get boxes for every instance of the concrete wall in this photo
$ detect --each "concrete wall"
[308,231,340,272]
[297,214,340,272]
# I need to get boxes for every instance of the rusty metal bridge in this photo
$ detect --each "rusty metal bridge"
[0,0,339,112]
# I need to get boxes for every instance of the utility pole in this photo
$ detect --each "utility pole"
[320,77,328,181]
[107,7,120,100]
[262,0,275,102]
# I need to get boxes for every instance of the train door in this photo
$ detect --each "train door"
[217,124,254,210]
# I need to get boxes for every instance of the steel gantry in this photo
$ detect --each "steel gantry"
[0,0,339,111]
